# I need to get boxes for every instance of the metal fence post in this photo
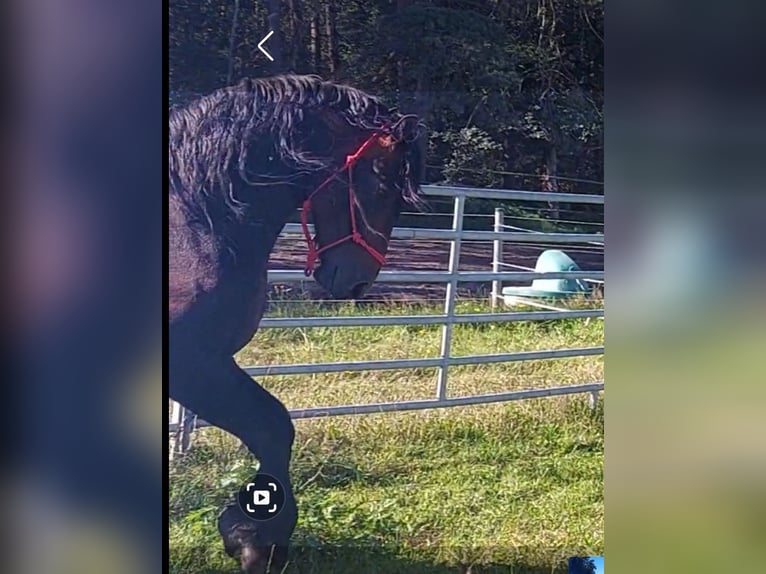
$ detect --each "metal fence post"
[180,408,196,453]
[435,194,466,401]
[169,401,196,458]
[169,401,183,460]
[491,207,504,310]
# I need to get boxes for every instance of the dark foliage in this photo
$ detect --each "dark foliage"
[169,0,603,222]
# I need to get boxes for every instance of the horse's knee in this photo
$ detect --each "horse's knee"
[282,411,295,447]
[265,396,295,447]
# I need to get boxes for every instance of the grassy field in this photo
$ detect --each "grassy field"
[169,299,604,573]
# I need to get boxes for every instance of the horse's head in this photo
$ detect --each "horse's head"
[305,115,424,299]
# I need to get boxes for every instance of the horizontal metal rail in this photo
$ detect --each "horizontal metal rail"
[283,222,603,243]
[267,269,604,283]
[420,185,605,204]
[496,261,605,285]
[258,309,604,329]
[499,221,605,247]
[242,346,603,377]
[169,382,604,430]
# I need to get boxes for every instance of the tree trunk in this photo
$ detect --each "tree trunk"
[412,75,431,174]
[226,0,241,85]
[542,143,560,220]
[287,0,307,72]
[396,0,413,109]
[502,132,519,189]
[310,12,321,73]
[541,88,561,221]
[265,0,283,72]
[391,0,430,179]
[324,2,339,75]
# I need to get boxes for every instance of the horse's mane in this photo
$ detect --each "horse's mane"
[168,74,424,225]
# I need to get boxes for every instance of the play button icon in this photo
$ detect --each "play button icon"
[236,473,286,520]
[253,490,270,505]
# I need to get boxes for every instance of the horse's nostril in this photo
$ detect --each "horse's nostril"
[350,282,370,299]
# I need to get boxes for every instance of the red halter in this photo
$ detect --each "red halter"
[299,132,389,276]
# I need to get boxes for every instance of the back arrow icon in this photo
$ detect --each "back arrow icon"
[258,31,275,62]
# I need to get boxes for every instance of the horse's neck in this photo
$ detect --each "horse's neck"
[231,188,303,267]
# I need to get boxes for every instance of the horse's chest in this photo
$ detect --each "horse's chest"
[170,257,268,353]
[169,214,275,352]
[215,265,269,350]
[168,231,220,322]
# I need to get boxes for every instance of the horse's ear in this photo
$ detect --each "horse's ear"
[395,115,423,143]
[369,116,422,156]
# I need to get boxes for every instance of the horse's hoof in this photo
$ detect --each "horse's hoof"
[240,544,288,574]
[218,504,291,573]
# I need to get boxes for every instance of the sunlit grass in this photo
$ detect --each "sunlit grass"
[169,299,603,573]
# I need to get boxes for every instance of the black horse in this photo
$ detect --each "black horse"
[169,75,424,573]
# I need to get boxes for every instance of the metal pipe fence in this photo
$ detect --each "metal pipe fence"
[284,224,604,244]
[169,186,605,454]
[488,206,605,309]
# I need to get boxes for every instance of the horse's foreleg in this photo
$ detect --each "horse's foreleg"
[169,355,297,573]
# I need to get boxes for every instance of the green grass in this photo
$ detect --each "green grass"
[169,299,604,573]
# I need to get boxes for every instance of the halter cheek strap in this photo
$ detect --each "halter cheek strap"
[299,132,388,276]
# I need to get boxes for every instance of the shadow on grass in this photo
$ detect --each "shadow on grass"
[185,545,567,574]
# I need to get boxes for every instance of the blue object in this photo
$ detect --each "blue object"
[502,249,591,300]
